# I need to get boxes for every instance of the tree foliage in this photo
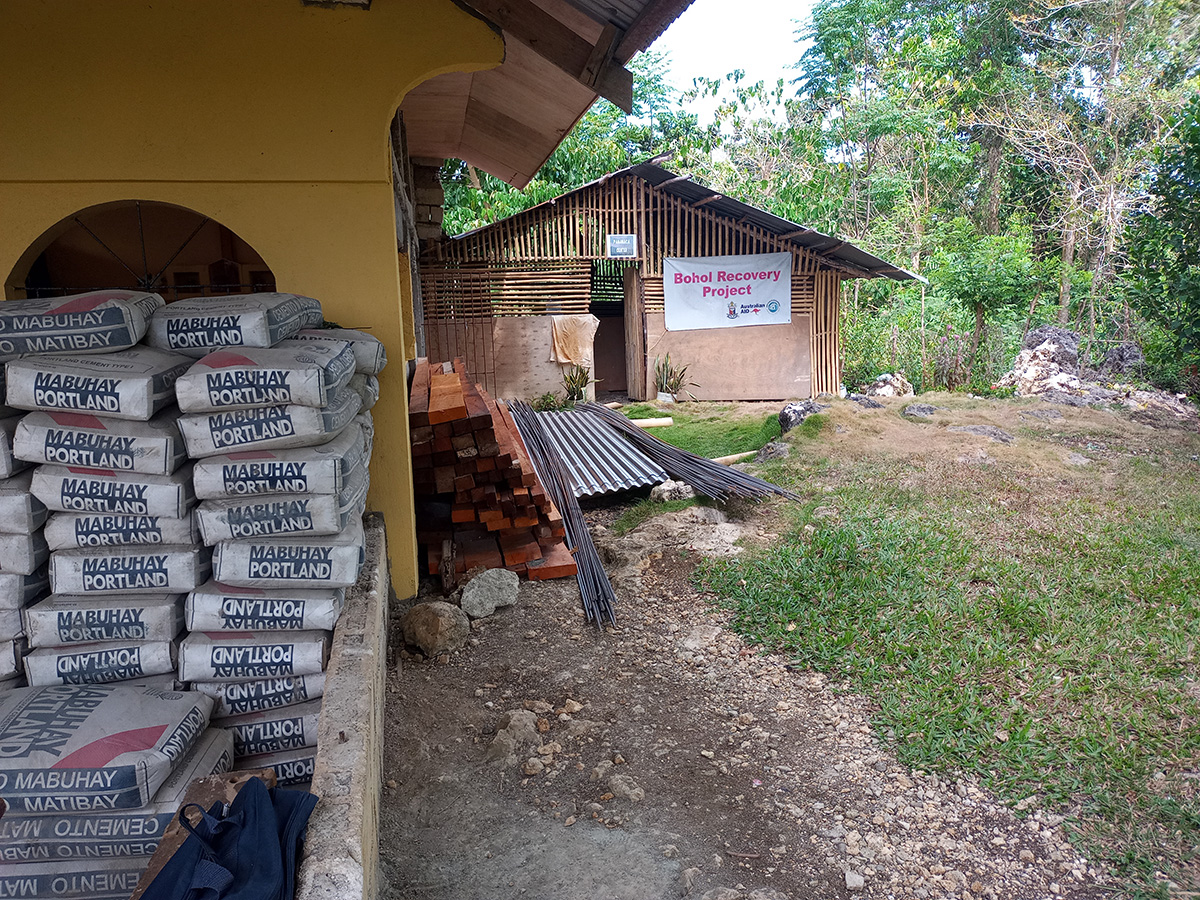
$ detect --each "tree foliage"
[1126,94,1200,362]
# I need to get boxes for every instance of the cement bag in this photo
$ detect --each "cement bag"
[356,411,374,460]
[211,516,365,589]
[0,470,49,535]
[178,630,329,683]
[0,857,148,899]
[0,608,23,643]
[0,683,212,812]
[191,421,366,499]
[0,674,25,693]
[0,568,50,612]
[33,462,195,518]
[23,594,184,648]
[177,385,362,458]
[6,345,192,421]
[235,744,316,787]
[195,464,367,544]
[0,290,163,358]
[49,545,211,596]
[24,640,178,686]
[193,672,326,718]
[0,727,232,863]
[0,528,49,577]
[215,697,321,757]
[174,340,356,412]
[0,639,27,681]
[44,511,201,551]
[186,582,343,633]
[0,369,16,418]
[147,292,323,357]
[0,414,31,478]
[347,372,379,412]
[14,408,188,475]
[296,326,387,374]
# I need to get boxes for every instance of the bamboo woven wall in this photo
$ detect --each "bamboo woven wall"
[812,270,843,396]
[421,260,591,318]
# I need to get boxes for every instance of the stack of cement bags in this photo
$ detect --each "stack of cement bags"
[167,299,383,782]
[0,290,177,690]
[9,344,206,686]
[0,683,230,899]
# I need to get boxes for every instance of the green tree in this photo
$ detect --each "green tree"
[1126,94,1200,365]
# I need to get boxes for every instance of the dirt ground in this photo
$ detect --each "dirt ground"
[377,394,1197,900]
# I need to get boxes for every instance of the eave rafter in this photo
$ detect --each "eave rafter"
[458,0,634,112]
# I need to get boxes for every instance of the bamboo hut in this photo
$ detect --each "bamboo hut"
[420,162,919,401]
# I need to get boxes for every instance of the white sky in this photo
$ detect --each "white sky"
[649,0,817,122]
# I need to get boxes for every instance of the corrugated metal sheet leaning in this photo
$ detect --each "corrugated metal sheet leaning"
[536,408,667,497]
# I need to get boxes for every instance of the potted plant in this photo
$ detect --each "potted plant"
[561,364,598,403]
[653,354,697,403]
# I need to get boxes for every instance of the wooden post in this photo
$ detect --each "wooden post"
[624,266,648,400]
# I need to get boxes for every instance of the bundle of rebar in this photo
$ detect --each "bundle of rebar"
[507,399,618,626]
[578,402,800,503]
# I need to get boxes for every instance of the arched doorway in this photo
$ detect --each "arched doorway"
[8,200,275,301]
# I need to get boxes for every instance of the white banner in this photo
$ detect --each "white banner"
[663,252,792,331]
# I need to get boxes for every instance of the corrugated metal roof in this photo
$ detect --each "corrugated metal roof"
[450,161,924,282]
[537,409,668,497]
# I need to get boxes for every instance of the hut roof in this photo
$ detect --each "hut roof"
[450,161,924,282]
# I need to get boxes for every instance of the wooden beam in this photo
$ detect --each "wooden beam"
[460,0,634,112]
[692,194,722,207]
[581,22,618,88]
[614,0,695,63]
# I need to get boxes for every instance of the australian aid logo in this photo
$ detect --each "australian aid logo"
[663,252,792,331]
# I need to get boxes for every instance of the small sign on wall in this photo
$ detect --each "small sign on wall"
[663,252,792,330]
[606,234,638,258]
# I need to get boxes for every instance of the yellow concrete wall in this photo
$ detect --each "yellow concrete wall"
[0,0,504,598]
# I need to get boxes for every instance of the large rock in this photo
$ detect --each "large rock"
[778,400,827,433]
[1098,341,1145,379]
[902,403,940,418]
[948,424,1014,444]
[1023,325,1080,367]
[486,709,543,766]
[848,392,883,408]
[650,479,696,502]
[459,568,519,619]
[400,601,470,656]
[864,373,914,398]
[995,327,1086,399]
[755,441,790,461]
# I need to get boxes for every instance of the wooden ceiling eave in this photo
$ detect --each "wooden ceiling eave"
[402,0,694,189]
[456,0,633,111]
[403,38,598,188]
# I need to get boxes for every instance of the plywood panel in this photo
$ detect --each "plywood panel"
[644,312,813,401]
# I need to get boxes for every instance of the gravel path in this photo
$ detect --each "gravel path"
[380,507,1109,900]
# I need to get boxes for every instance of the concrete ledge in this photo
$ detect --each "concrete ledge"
[297,514,389,900]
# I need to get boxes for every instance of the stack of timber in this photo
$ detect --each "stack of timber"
[410,358,576,581]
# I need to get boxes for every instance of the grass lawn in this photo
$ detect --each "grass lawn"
[683,396,1200,898]
[621,401,782,459]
